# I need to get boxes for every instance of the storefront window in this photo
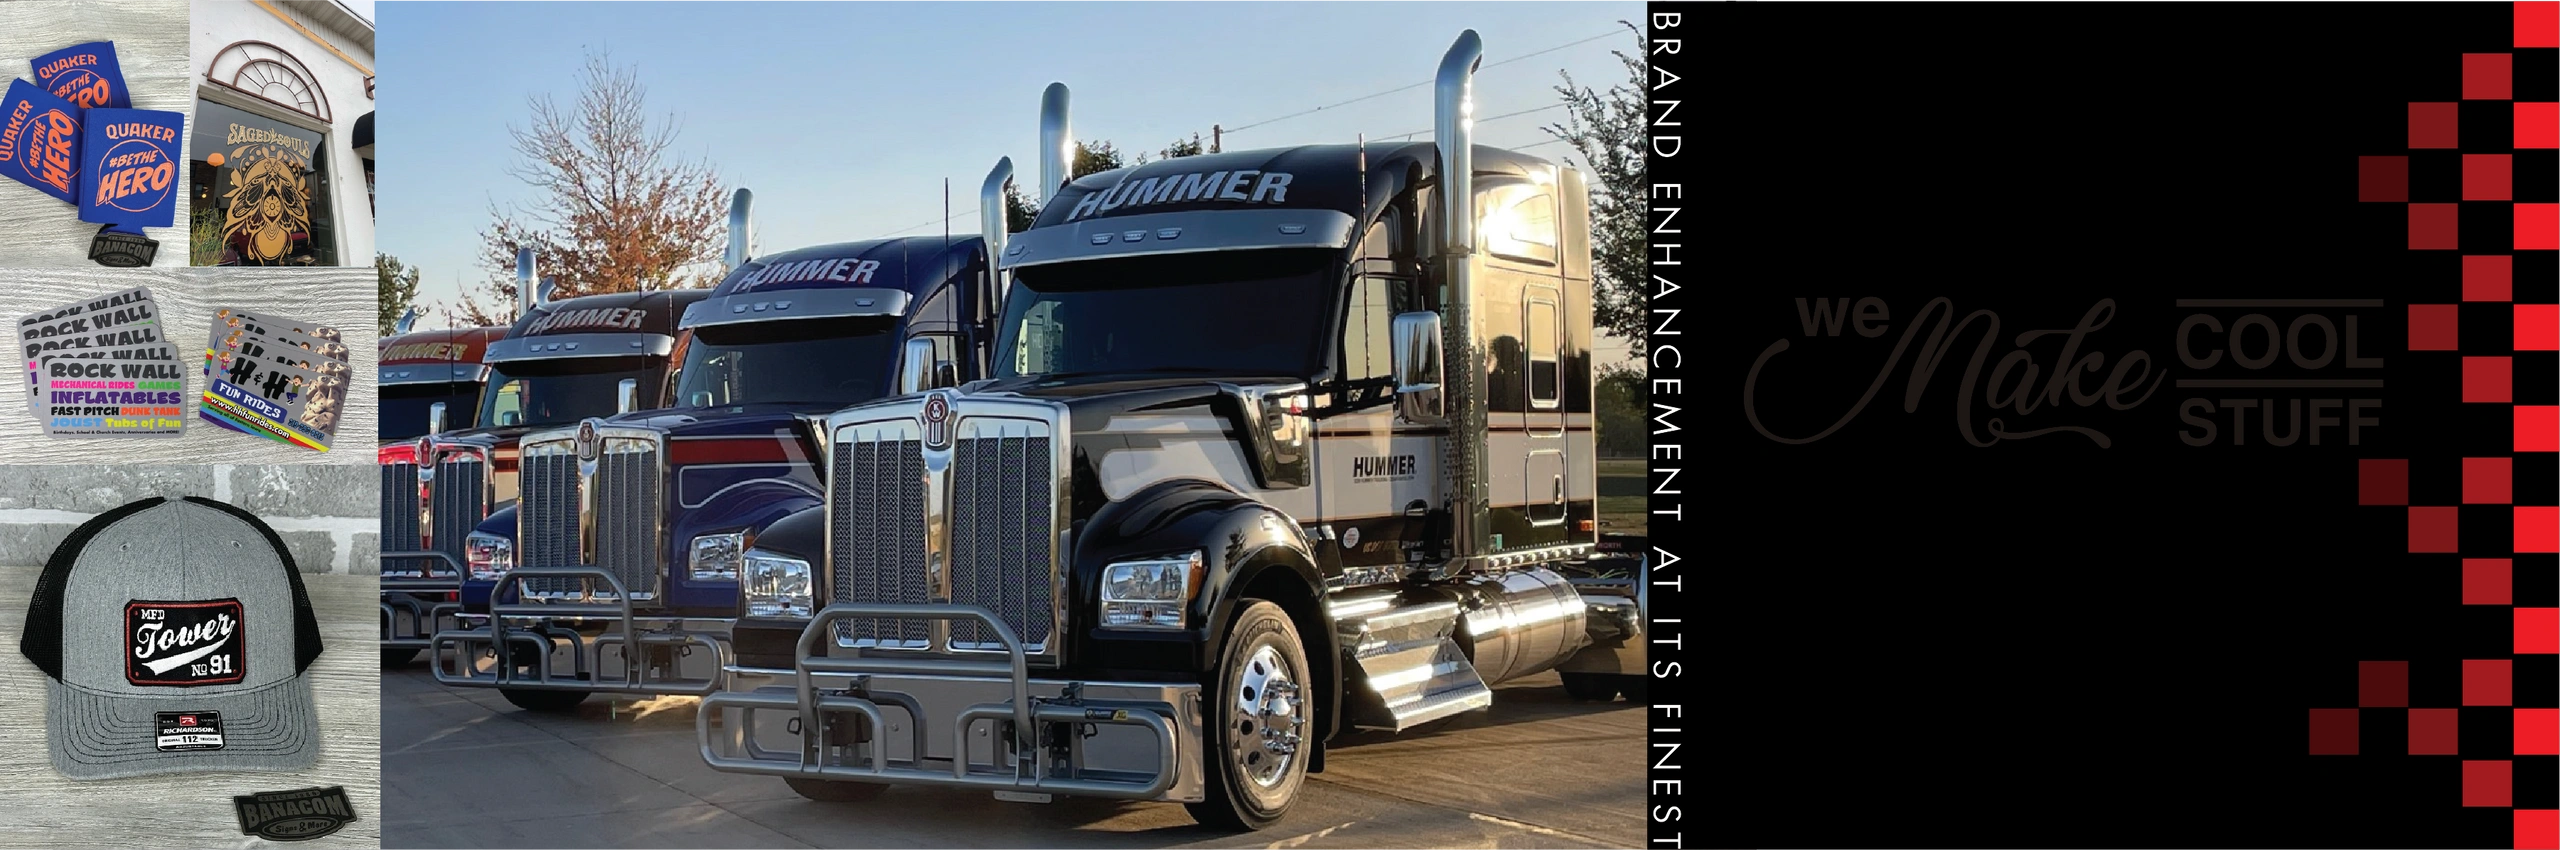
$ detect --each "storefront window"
[190,100,335,266]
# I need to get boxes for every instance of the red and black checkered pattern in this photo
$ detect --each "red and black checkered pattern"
[2341,5,2560,847]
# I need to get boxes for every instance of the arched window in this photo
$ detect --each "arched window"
[204,42,331,124]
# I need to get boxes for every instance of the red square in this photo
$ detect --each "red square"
[2466,760,2514,807]
[2519,708,2560,755]
[2523,103,2560,149]
[2412,304,2462,350]
[2468,155,2516,201]
[2521,204,2560,250]
[2522,1,2560,48]
[2361,458,2411,505]
[2412,506,2462,553]
[2311,708,2361,755]
[2521,608,2559,654]
[2468,457,2516,504]
[2414,203,2462,250]
[2468,53,2515,100]
[2361,660,2411,707]
[2523,810,2560,850]
[2468,255,2517,302]
[2523,304,2560,350]
[2468,356,2515,403]
[2467,658,2514,706]
[2411,708,2463,754]
[2416,102,2464,148]
[2523,406,2560,452]
[2522,506,2560,553]
[2469,558,2517,605]
[2361,156,2410,202]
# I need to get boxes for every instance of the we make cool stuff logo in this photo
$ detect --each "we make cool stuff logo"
[1743,296,2389,448]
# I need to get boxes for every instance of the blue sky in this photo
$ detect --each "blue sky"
[377,1,1642,318]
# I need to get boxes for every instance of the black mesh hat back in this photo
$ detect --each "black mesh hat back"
[18,496,324,681]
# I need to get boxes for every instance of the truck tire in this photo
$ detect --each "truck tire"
[1560,672,1619,701]
[380,648,421,667]
[784,778,888,802]
[1187,600,1310,831]
[499,688,589,713]
[1618,674,1648,703]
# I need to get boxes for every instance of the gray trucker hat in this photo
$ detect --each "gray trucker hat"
[18,497,323,779]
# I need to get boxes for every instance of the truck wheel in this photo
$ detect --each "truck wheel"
[784,778,888,802]
[1186,600,1309,831]
[380,648,421,667]
[1618,674,1648,703]
[1560,672,1619,701]
[499,688,589,713]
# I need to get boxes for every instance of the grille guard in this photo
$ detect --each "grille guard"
[697,602,1193,801]
[381,550,465,649]
[429,566,730,695]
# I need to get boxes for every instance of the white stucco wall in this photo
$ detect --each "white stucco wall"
[189,0,374,265]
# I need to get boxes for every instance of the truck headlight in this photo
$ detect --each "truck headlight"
[1100,551,1203,630]
[465,532,513,581]
[690,531,747,581]
[743,551,812,618]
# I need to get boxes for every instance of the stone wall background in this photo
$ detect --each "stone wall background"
[0,464,375,573]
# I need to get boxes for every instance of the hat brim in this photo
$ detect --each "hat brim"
[47,674,318,780]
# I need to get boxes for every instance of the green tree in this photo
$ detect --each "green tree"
[1541,21,1649,356]
[377,253,421,336]
[1594,362,1646,458]
[1005,139,1173,231]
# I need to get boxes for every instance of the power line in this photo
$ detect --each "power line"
[1221,29,1623,136]
[867,206,983,240]
[1377,102,1567,142]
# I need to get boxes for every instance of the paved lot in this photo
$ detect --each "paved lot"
[381,664,1643,849]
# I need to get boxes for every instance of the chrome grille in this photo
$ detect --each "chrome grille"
[828,401,1060,654]
[430,456,486,564]
[831,436,928,645]
[514,434,663,602]
[948,432,1053,647]
[381,462,423,573]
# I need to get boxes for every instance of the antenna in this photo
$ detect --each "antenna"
[1358,133,1367,216]
[943,177,951,253]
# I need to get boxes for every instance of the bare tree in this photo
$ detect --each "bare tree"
[454,51,727,325]
[1541,21,1649,356]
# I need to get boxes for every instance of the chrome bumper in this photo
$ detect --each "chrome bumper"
[697,603,1204,803]
[381,550,465,650]
[429,566,731,695]
[1556,576,1647,677]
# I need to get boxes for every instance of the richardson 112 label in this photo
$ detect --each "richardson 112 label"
[154,710,223,751]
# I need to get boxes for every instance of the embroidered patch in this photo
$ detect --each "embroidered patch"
[125,599,245,686]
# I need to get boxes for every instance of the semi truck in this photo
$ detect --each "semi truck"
[378,251,705,665]
[430,177,1012,712]
[694,31,1648,831]
[378,314,504,447]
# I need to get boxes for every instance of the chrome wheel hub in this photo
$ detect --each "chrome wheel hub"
[1232,643,1304,788]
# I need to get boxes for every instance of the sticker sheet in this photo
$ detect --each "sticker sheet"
[200,310,344,451]
[20,286,164,415]
[38,354,184,436]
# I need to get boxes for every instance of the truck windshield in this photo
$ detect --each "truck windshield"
[995,250,1329,380]
[478,355,657,428]
[380,383,481,440]
[669,317,901,408]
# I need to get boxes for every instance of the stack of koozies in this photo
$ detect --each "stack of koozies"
[0,42,184,266]
[19,286,184,437]
[200,308,348,452]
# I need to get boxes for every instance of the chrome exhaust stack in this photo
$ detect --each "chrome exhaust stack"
[1039,83,1072,204]
[980,157,1015,315]
[1435,30,1488,576]
[514,247,537,317]
[393,306,418,335]
[726,187,755,273]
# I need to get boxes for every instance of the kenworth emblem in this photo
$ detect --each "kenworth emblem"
[576,419,601,463]
[921,391,953,450]
[414,438,435,482]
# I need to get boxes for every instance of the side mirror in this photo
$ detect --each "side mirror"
[1390,311,1445,423]
[497,410,520,426]
[897,338,937,394]
[615,378,640,415]
[933,360,959,389]
[426,401,448,435]
[688,390,714,408]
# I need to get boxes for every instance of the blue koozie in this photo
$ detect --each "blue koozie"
[31,42,127,110]
[78,109,182,230]
[0,79,82,204]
